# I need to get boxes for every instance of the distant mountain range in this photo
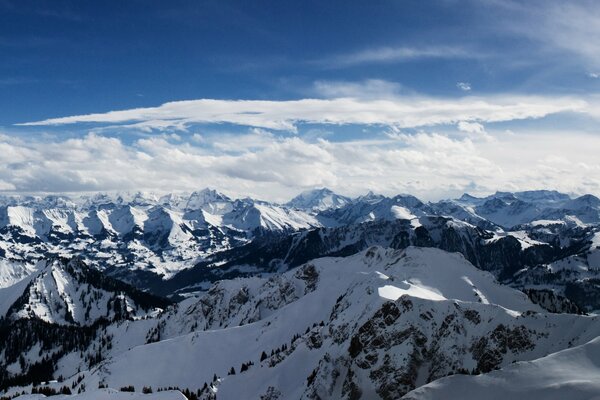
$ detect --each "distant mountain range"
[0,187,597,284]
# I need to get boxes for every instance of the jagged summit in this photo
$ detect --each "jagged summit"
[357,190,386,203]
[185,188,232,211]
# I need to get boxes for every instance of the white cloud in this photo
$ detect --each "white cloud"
[456,82,471,91]
[19,95,588,133]
[1,128,599,202]
[498,0,600,70]
[191,133,205,143]
[457,121,484,134]
[540,2,600,69]
[210,128,276,152]
[456,121,492,141]
[317,45,477,68]
[589,72,599,79]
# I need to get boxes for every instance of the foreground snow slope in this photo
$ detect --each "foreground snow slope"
[403,336,600,400]
[50,247,600,399]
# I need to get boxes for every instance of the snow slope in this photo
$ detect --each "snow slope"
[44,247,600,399]
[403,336,600,400]
[3,258,169,325]
[17,389,186,399]
[0,259,36,288]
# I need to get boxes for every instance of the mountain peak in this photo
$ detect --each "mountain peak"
[358,190,385,202]
[513,190,571,205]
[286,188,350,212]
[185,188,231,210]
[567,194,600,208]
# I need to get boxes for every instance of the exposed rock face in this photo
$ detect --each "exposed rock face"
[523,288,583,314]
[304,296,563,399]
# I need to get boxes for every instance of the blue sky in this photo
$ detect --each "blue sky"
[1,0,600,200]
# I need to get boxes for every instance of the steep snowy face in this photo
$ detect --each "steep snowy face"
[185,188,233,213]
[105,205,147,236]
[556,194,600,223]
[457,190,571,208]
[0,206,54,237]
[513,190,572,206]
[287,188,352,212]
[143,207,195,250]
[428,200,498,230]
[510,228,600,312]
[319,194,432,226]
[222,201,320,232]
[0,259,36,289]
[473,198,543,228]
[3,258,171,325]
[403,336,600,400]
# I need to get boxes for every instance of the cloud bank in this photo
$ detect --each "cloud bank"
[1,127,599,202]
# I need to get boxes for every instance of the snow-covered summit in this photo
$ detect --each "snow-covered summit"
[184,188,232,211]
[286,188,351,212]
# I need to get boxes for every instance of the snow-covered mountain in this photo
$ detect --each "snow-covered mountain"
[1,257,170,325]
[454,190,600,228]
[2,188,600,308]
[1,188,600,399]
[318,194,432,226]
[286,188,351,212]
[0,189,322,282]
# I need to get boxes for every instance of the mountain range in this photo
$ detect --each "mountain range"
[0,188,599,399]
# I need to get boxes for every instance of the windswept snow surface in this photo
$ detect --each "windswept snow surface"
[2,258,166,324]
[403,336,600,400]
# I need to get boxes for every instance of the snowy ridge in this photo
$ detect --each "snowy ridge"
[3,258,170,325]
[403,336,600,400]
[71,248,600,398]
